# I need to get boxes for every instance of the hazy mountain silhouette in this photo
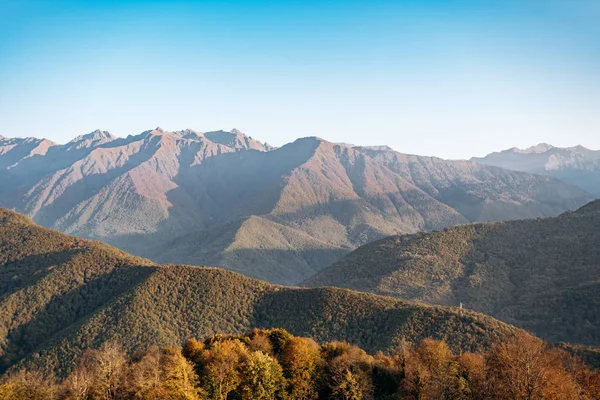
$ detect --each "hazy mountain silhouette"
[472,144,600,196]
[0,129,592,284]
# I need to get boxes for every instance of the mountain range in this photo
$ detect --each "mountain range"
[305,200,600,346]
[0,208,519,376]
[0,128,593,284]
[472,143,600,196]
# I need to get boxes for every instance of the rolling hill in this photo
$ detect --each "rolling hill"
[0,129,592,284]
[0,208,520,377]
[472,143,600,196]
[304,200,600,346]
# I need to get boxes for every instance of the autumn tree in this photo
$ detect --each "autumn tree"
[267,329,292,358]
[392,339,413,381]
[201,339,247,400]
[486,332,580,400]
[416,339,464,399]
[62,350,99,400]
[0,369,57,400]
[92,341,127,400]
[247,329,274,356]
[323,342,374,400]
[280,337,323,400]
[456,352,487,400]
[123,346,163,399]
[4,329,600,400]
[60,341,127,400]
[239,350,285,400]
[371,352,402,400]
[182,339,205,365]
[159,346,201,399]
[556,349,600,400]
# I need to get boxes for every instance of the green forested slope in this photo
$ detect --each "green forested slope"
[0,209,518,377]
[305,200,600,345]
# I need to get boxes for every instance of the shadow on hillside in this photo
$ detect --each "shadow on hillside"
[93,143,320,262]
[106,195,407,286]
[0,250,75,300]
[250,287,414,354]
[0,265,156,374]
[104,192,433,285]
[34,139,160,227]
[219,247,351,285]
[0,140,49,171]
[169,139,320,225]
[2,142,112,189]
[105,221,352,285]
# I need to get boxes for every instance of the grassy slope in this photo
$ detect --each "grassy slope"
[0,209,518,377]
[305,200,600,346]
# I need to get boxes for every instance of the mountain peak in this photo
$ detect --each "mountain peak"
[201,129,273,152]
[474,143,600,196]
[513,143,555,154]
[567,144,592,153]
[303,136,327,143]
[361,145,394,151]
[334,142,355,147]
[203,130,243,146]
[69,129,116,146]
[141,127,172,139]
[333,142,394,152]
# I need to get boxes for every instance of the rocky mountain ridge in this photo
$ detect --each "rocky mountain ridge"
[472,143,600,196]
[0,129,592,284]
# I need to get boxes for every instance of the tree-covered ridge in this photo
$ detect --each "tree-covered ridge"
[2,328,599,400]
[304,200,600,346]
[0,208,519,378]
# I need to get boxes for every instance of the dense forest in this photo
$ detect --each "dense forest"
[3,207,600,399]
[305,200,600,346]
[1,328,599,400]
[0,208,519,377]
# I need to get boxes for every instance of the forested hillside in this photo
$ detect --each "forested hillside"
[2,329,599,400]
[0,209,519,378]
[305,200,600,346]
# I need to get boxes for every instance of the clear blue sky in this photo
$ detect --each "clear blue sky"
[1,0,599,159]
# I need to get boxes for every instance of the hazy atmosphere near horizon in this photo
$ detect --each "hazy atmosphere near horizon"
[1,0,599,159]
